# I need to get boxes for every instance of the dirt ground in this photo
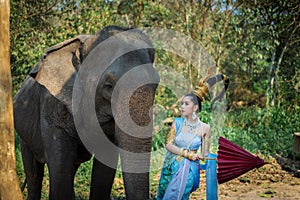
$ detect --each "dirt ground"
[190,155,300,200]
[20,154,300,200]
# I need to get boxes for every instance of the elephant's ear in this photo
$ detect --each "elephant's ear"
[30,35,90,111]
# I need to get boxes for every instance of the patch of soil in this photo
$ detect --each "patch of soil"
[190,155,300,200]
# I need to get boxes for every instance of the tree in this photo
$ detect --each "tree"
[0,0,23,199]
[241,0,300,107]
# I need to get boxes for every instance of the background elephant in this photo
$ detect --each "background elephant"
[13,25,159,200]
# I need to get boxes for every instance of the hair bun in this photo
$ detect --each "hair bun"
[192,68,229,104]
[193,80,209,101]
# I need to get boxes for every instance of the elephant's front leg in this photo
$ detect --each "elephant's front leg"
[43,128,79,200]
[117,127,152,200]
[89,157,118,200]
[90,120,119,200]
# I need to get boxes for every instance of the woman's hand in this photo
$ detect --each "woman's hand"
[190,153,203,161]
[190,153,199,161]
[198,156,205,161]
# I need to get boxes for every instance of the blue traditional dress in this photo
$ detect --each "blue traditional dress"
[157,117,204,200]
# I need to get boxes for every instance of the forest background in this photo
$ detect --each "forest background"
[9,0,300,199]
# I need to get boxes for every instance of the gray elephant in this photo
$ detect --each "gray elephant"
[14,26,159,200]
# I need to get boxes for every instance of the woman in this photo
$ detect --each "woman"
[157,73,229,200]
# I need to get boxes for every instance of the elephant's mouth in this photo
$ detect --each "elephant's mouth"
[129,84,156,126]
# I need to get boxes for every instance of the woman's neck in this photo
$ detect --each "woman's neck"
[185,115,198,124]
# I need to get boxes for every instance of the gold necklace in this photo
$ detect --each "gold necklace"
[184,118,200,132]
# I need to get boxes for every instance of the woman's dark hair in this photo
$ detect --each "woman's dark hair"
[184,93,202,112]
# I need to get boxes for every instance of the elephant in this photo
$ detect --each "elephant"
[13,25,160,200]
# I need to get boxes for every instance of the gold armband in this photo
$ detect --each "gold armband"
[183,150,188,158]
[179,148,184,156]
[166,128,176,144]
[188,152,195,160]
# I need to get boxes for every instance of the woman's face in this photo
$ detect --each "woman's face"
[180,96,198,117]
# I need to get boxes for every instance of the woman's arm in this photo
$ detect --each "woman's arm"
[201,124,211,157]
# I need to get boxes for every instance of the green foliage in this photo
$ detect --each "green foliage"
[10,0,299,106]
[222,105,300,157]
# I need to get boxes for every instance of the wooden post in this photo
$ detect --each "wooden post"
[0,0,23,199]
[293,132,300,160]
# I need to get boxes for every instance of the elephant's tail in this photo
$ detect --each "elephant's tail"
[21,178,27,192]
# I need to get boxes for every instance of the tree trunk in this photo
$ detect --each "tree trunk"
[273,42,288,106]
[266,49,276,108]
[0,0,23,199]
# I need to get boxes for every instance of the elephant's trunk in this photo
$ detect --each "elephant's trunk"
[114,84,156,200]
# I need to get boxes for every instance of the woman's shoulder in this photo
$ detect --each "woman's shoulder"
[200,121,210,130]
[198,121,210,138]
